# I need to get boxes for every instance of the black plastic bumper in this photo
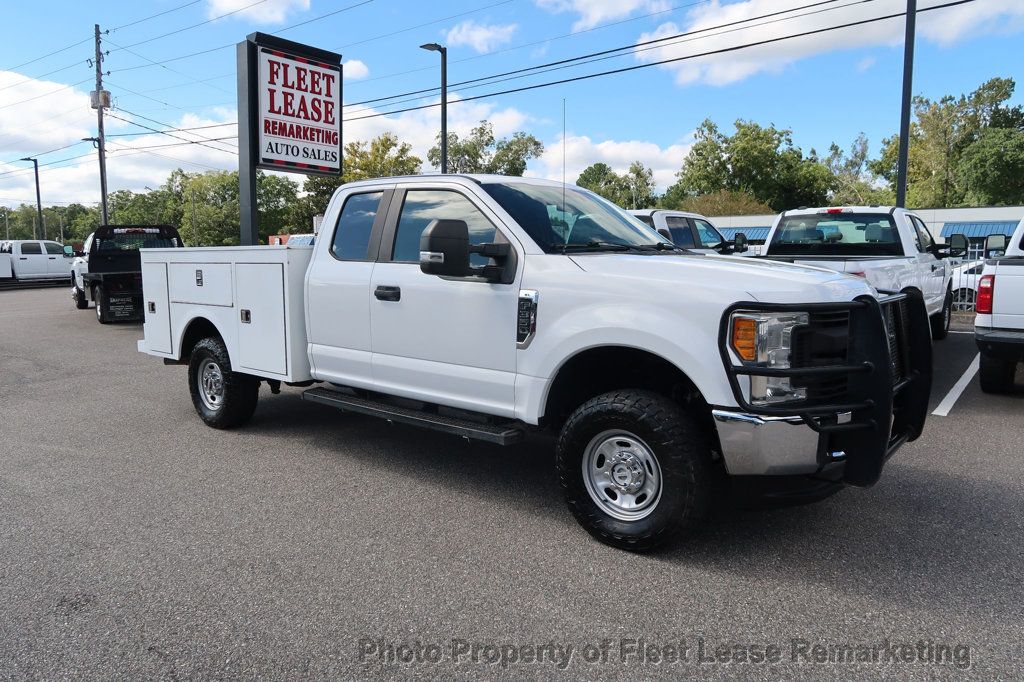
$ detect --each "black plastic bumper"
[719,291,932,487]
[976,328,1024,360]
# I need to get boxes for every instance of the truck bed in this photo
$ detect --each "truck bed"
[138,245,314,382]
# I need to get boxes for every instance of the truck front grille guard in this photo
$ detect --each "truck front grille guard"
[717,292,933,486]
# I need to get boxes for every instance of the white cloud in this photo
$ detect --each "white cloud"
[856,55,877,73]
[205,0,310,24]
[527,134,691,191]
[634,0,1024,87]
[445,20,518,53]
[343,60,369,80]
[536,0,668,30]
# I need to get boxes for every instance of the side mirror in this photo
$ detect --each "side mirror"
[63,245,74,257]
[733,232,749,254]
[985,233,1007,258]
[656,228,672,241]
[947,233,968,259]
[419,219,470,278]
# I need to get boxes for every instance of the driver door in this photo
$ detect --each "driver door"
[910,216,944,312]
[369,186,520,417]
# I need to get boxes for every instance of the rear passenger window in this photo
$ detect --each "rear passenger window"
[392,190,497,266]
[44,242,64,255]
[331,192,382,261]
[664,216,695,249]
[20,243,41,255]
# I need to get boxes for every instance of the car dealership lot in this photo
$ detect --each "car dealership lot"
[1,287,1021,678]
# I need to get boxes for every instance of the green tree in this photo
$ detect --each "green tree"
[665,118,832,211]
[427,121,543,175]
[957,127,1024,205]
[576,162,625,203]
[621,161,656,209]
[825,133,894,205]
[667,189,773,216]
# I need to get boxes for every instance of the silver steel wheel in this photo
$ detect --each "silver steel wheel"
[582,430,663,521]
[198,358,226,411]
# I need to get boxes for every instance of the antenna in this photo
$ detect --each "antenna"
[562,97,566,214]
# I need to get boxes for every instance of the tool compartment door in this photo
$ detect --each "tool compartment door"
[235,262,287,376]
[142,262,172,353]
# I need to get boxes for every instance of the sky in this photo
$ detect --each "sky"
[1,0,1023,209]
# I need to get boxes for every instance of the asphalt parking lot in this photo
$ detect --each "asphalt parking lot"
[1,286,1021,679]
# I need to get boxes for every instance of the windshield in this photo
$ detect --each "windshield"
[481,182,669,253]
[767,213,903,257]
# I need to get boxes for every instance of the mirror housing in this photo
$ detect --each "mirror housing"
[420,219,471,278]
[985,233,1007,258]
[947,233,968,259]
[63,245,74,257]
[733,232,749,254]
[656,228,672,242]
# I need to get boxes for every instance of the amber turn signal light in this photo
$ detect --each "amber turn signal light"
[731,317,758,362]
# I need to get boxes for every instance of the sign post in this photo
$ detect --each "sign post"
[237,33,342,245]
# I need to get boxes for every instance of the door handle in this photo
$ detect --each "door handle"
[374,285,401,302]
[931,264,940,272]
[49,256,56,260]
[19,257,27,260]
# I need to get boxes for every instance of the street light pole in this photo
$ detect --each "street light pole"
[20,157,43,239]
[420,42,448,173]
[895,0,916,208]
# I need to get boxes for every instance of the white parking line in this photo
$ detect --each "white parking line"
[932,353,980,417]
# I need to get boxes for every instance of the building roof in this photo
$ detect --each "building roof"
[940,220,1020,238]
[719,227,771,241]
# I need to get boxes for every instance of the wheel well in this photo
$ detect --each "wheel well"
[179,317,222,361]
[543,346,711,430]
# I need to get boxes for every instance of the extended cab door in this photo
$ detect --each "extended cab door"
[368,186,519,416]
[908,215,945,313]
[44,241,70,278]
[306,188,393,387]
[14,242,47,279]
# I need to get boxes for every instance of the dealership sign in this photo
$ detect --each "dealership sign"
[258,47,341,173]
[237,33,342,244]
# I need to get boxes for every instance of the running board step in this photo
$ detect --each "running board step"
[301,387,524,445]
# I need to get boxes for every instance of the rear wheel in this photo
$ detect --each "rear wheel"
[556,389,712,551]
[930,288,952,340]
[979,354,1017,394]
[188,336,259,428]
[94,286,108,324]
[953,287,975,311]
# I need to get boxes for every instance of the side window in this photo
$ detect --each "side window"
[911,217,934,252]
[693,219,723,248]
[393,190,497,267]
[20,242,42,255]
[331,192,383,261]
[664,216,696,248]
[44,242,64,255]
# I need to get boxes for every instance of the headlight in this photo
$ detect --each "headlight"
[729,311,809,405]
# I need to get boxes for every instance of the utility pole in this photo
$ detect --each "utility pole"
[4,210,8,240]
[420,43,448,173]
[91,24,110,225]
[895,0,916,208]
[19,157,43,239]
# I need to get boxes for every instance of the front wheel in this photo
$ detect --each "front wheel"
[930,288,952,340]
[556,389,712,551]
[979,354,1017,394]
[188,337,259,428]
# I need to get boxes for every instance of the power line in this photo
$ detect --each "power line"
[351,0,711,88]
[109,0,205,32]
[111,0,271,51]
[277,0,376,33]
[343,0,977,123]
[104,38,234,96]
[348,0,844,109]
[0,37,91,73]
[0,78,92,112]
[106,111,237,153]
[107,122,237,137]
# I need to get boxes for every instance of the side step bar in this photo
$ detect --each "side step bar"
[302,387,524,445]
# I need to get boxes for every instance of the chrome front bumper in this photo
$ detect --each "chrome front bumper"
[712,409,838,476]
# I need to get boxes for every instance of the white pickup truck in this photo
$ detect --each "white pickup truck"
[975,220,1024,393]
[137,175,933,550]
[754,207,967,340]
[628,209,731,255]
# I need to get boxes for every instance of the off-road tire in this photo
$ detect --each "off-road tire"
[188,336,259,429]
[979,354,1017,394]
[930,288,952,340]
[72,278,88,309]
[556,389,712,552]
[94,286,108,324]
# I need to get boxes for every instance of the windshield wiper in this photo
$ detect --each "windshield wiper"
[634,242,682,252]
[554,241,635,253]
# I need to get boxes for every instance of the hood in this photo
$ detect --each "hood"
[569,252,875,303]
